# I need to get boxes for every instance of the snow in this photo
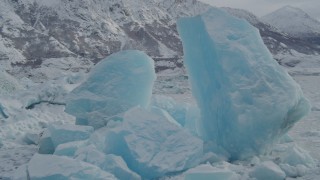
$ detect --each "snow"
[177,8,310,160]
[65,50,156,129]
[250,161,286,180]
[288,76,320,161]
[0,145,37,179]
[262,6,320,37]
[0,71,23,95]
[222,7,260,26]
[0,78,77,146]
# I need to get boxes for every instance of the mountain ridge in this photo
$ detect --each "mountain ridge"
[0,0,319,82]
[262,5,320,45]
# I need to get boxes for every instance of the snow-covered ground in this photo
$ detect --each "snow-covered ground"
[285,68,320,179]
[289,72,320,161]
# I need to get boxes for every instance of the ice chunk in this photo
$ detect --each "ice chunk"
[98,106,204,179]
[271,145,314,177]
[75,145,141,180]
[22,133,39,145]
[177,8,310,159]
[18,154,116,179]
[151,95,201,135]
[151,95,189,126]
[65,50,156,129]
[38,130,55,154]
[281,146,315,167]
[279,134,294,144]
[39,124,93,154]
[250,161,286,180]
[12,164,28,180]
[54,140,87,157]
[279,164,308,178]
[184,164,238,180]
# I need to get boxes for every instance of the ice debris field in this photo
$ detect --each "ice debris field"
[1,7,318,180]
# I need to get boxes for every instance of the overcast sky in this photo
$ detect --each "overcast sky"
[199,0,320,20]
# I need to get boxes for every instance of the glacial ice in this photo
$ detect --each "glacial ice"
[268,144,315,177]
[184,164,238,180]
[74,145,141,180]
[23,133,39,145]
[97,106,204,179]
[250,161,286,180]
[177,8,310,159]
[151,95,189,126]
[54,140,87,157]
[151,95,201,135]
[13,154,116,180]
[38,124,93,154]
[281,146,315,167]
[65,50,156,129]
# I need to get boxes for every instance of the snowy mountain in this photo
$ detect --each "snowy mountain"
[225,8,320,56]
[0,0,209,81]
[262,6,320,45]
[0,0,320,82]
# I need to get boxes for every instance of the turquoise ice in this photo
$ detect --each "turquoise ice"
[97,106,204,179]
[65,50,156,129]
[177,8,310,160]
[38,124,93,154]
[13,154,116,180]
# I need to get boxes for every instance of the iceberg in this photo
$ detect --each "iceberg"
[177,8,310,159]
[65,50,156,129]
